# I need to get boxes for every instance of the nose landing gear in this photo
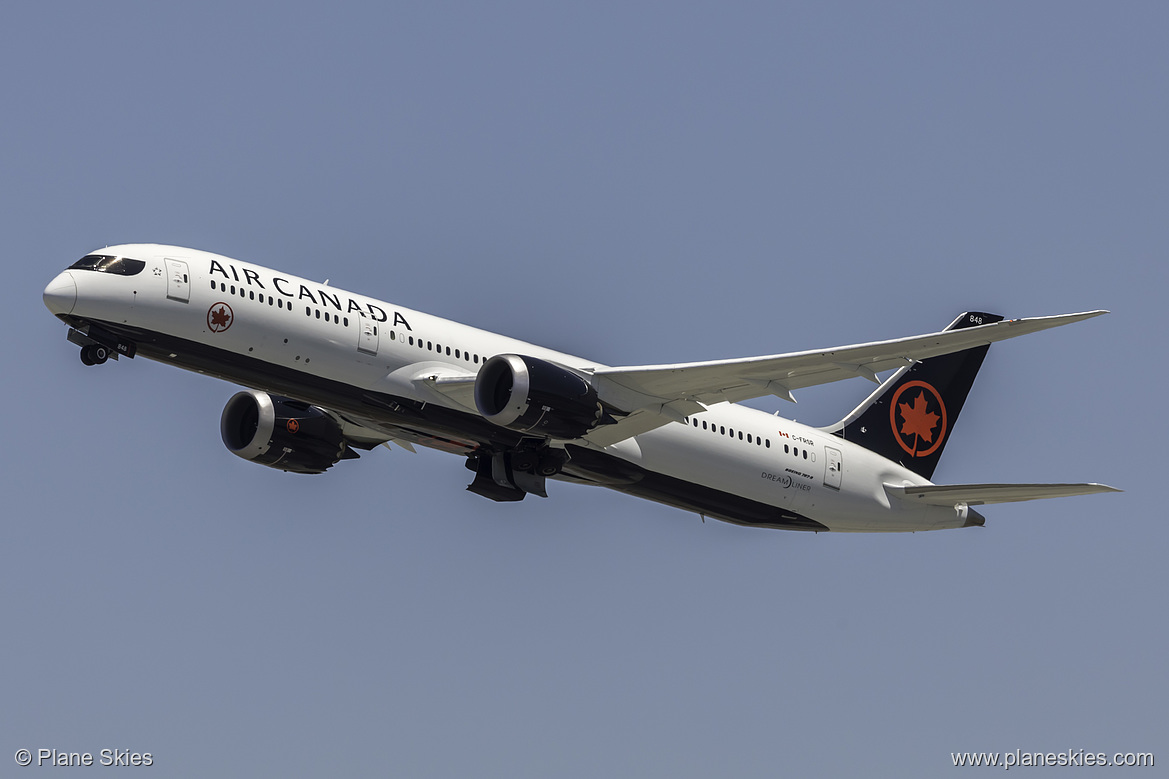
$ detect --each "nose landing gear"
[66,326,135,366]
[79,344,109,366]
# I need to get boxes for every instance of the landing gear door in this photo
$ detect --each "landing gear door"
[165,259,190,303]
[357,315,379,355]
[824,446,842,490]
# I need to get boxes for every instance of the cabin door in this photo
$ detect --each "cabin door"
[164,259,190,303]
[824,446,843,490]
[357,315,379,355]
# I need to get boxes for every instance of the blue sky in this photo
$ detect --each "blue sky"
[2,2,1164,775]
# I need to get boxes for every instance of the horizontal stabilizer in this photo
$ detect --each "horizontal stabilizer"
[885,482,1121,506]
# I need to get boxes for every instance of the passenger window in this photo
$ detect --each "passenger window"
[720,426,725,435]
[702,421,708,430]
[747,434,752,443]
[765,439,770,448]
[738,431,743,440]
[455,349,461,359]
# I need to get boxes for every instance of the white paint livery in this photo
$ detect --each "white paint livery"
[43,244,1118,532]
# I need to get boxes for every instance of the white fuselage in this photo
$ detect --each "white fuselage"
[45,244,964,532]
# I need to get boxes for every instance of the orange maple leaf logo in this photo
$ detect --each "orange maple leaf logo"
[210,306,231,327]
[898,391,940,454]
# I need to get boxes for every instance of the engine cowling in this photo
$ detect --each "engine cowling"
[474,354,607,439]
[220,390,349,474]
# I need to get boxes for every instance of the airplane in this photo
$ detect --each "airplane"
[42,245,1118,533]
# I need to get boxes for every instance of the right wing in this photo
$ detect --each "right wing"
[583,311,1107,447]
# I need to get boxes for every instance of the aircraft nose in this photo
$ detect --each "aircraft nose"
[43,271,77,316]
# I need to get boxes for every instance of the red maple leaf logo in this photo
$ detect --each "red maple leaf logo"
[898,391,940,454]
[207,302,234,332]
[889,381,948,458]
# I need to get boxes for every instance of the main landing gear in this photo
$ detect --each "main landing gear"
[79,343,109,366]
[466,444,569,502]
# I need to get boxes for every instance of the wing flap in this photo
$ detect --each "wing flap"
[885,482,1121,506]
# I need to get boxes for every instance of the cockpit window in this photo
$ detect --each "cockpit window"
[69,255,146,276]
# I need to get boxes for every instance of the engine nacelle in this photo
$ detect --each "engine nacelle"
[220,390,349,474]
[474,354,607,439]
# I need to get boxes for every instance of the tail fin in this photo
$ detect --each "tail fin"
[824,312,1004,480]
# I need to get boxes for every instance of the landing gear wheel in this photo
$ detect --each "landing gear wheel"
[538,450,568,477]
[511,451,538,473]
[80,344,109,366]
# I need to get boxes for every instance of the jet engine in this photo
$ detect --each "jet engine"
[220,390,353,474]
[474,354,610,439]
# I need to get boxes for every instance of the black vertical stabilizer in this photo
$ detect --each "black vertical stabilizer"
[826,312,1004,480]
